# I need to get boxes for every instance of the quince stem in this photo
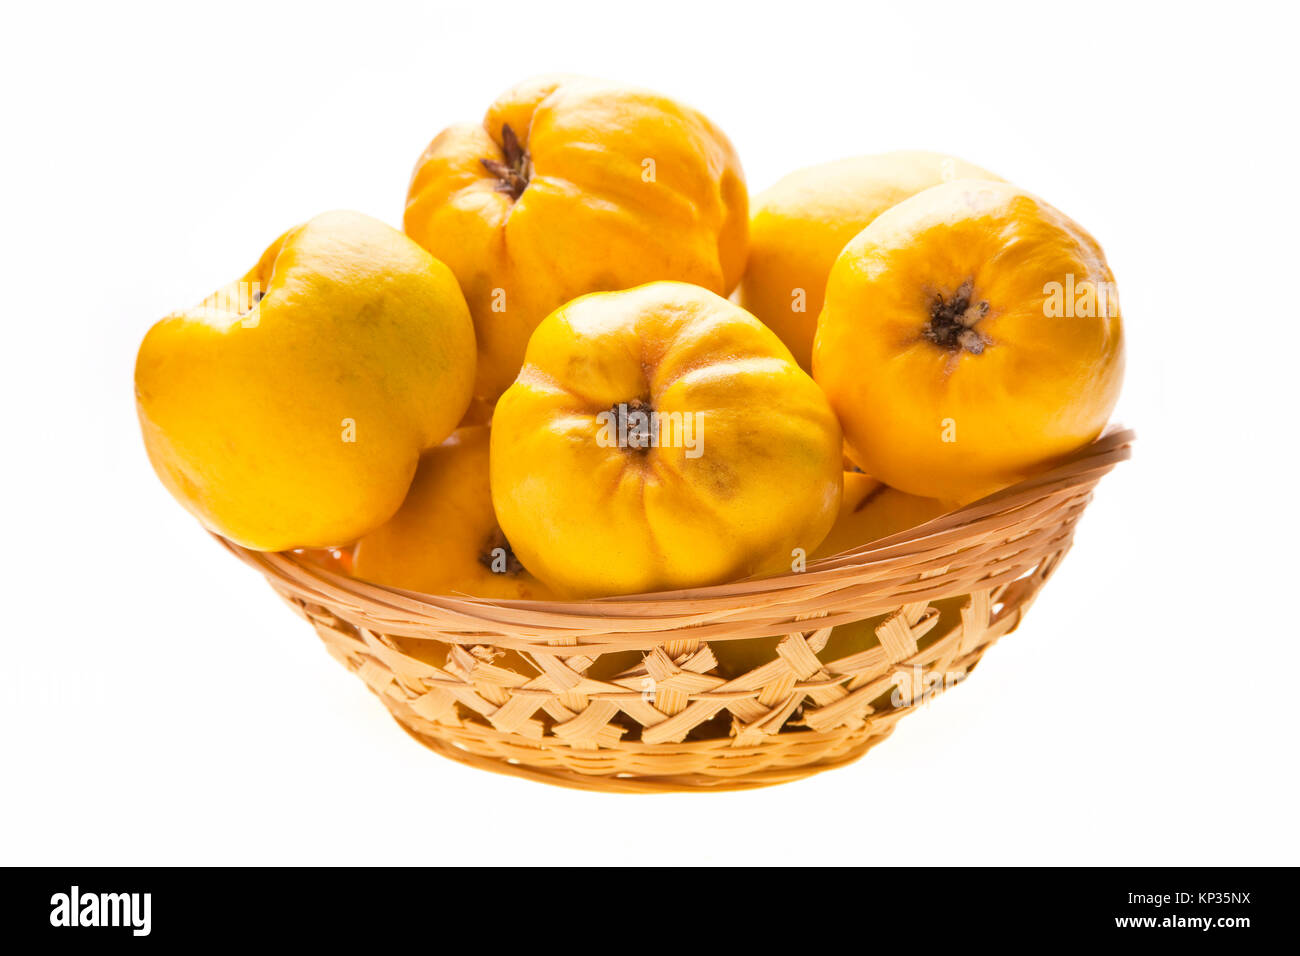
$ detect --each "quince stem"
[924,278,990,354]
[480,124,531,200]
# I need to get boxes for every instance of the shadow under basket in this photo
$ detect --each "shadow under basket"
[221,428,1133,793]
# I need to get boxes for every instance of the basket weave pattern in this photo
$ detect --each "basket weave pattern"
[223,429,1132,792]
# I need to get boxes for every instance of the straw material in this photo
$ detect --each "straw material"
[222,427,1133,793]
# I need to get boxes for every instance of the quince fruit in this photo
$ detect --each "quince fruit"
[715,472,956,678]
[813,471,948,559]
[814,181,1124,504]
[352,425,552,600]
[739,152,1001,370]
[134,211,476,551]
[404,75,748,400]
[490,281,842,598]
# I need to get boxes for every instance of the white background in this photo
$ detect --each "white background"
[3,1,1297,866]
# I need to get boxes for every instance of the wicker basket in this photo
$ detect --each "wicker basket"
[221,427,1133,793]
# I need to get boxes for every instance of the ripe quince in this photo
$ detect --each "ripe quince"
[404,75,748,400]
[813,472,948,559]
[490,281,843,598]
[739,152,1002,371]
[134,211,476,551]
[814,181,1125,504]
[352,425,552,600]
[714,473,956,678]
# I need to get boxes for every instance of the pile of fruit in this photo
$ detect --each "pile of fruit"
[135,75,1125,629]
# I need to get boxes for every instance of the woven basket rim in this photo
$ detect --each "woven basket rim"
[219,426,1132,648]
